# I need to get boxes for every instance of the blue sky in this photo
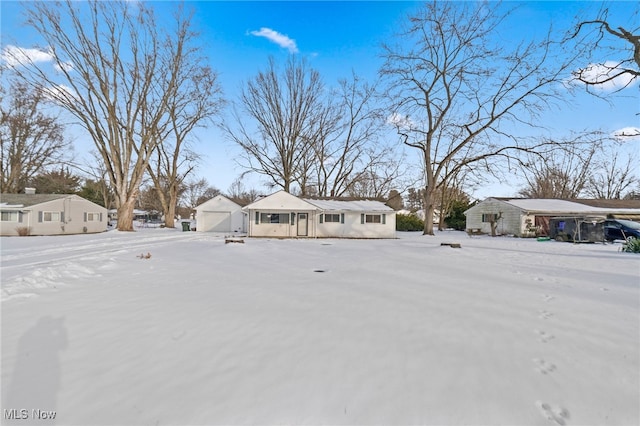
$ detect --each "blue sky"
[1,1,638,200]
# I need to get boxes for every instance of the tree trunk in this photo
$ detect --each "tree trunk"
[165,184,178,228]
[116,197,137,231]
[422,185,436,235]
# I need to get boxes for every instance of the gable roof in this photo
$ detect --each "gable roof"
[243,190,319,211]
[195,194,243,211]
[0,193,75,208]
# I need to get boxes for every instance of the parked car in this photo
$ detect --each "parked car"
[603,219,640,242]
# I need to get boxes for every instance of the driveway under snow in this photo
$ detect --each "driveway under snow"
[1,229,638,425]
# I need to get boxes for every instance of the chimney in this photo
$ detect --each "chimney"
[24,187,36,195]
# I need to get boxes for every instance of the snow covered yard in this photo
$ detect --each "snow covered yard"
[1,229,638,426]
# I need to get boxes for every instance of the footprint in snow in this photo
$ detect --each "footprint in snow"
[538,310,553,320]
[533,358,556,375]
[536,401,570,425]
[542,294,555,302]
[535,329,555,343]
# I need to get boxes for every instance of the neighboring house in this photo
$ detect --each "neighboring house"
[194,195,246,233]
[464,197,640,237]
[0,192,108,236]
[243,190,396,239]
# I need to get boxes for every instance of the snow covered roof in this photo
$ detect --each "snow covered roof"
[304,198,393,212]
[489,198,640,214]
[502,198,599,212]
[0,193,72,208]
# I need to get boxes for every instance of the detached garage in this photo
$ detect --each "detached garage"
[194,195,246,233]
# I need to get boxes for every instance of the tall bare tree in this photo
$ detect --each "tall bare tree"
[7,0,214,230]
[145,27,223,228]
[381,1,584,234]
[308,74,387,197]
[0,80,70,193]
[569,6,639,91]
[224,56,326,193]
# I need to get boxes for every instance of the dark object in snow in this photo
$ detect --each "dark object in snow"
[225,238,244,244]
[313,269,327,273]
[548,216,604,243]
[441,242,461,248]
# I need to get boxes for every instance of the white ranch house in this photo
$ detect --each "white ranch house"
[465,198,640,237]
[194,195,246,233]
[243,191,396,239]
[0,193,108,236]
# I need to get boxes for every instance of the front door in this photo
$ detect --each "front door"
[297,213,308,236]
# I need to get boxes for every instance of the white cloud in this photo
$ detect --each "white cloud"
[54,61,74,73]
[613,127,640,139]
[572,61,637,91]
[386,112,414,130]
[1,45,54,67]
[249,27,298,53]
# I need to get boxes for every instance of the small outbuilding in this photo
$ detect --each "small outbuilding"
[464,198,640,237]
[243,190,396,239]
[194,195,246,233]
[0,192,108,236]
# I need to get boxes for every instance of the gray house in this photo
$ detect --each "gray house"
[0,193,108,236]
[464,198,640,237]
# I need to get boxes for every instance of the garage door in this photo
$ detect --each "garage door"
[203,211,232,232]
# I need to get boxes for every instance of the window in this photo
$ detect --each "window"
[1,211,19,222]
[43,211,61,222]
[325,214,341,223]
[86,212,102,222]
[260,213,290,224]
[366,214,381,224]
[482,213,498,223]
[361,213,385,224]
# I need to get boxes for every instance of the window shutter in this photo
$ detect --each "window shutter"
[61,212,65,222]
[38,211,43,222]
[84,212,87,222]
[290,213,295,225]
[100,213,103,222]
[255,212,259,224]
[340,213,344,224]
[18,212,23,223]
[361,213,365,224]
[319,214,323,223]
[382,214,386,224]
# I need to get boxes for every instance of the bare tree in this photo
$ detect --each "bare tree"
[0,80,70,193]
[224,56,326,193]
[569,6,639,91]
[585,141,638,199]
[308,74,387,197]
[518,134,603,198]
[181,178,220,211]
[8,0,214,230]
[145,30,223,228]
[227,176,260,205]
[381,1,584,234]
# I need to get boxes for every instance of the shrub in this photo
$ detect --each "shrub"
[622,238,640,253]
[16,226,32,236]
[396,214,424,231]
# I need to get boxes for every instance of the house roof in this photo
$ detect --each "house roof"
[304,198,393,212]
[479,197,640,215]
[243,190,394,212]
[0,193,73,208]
